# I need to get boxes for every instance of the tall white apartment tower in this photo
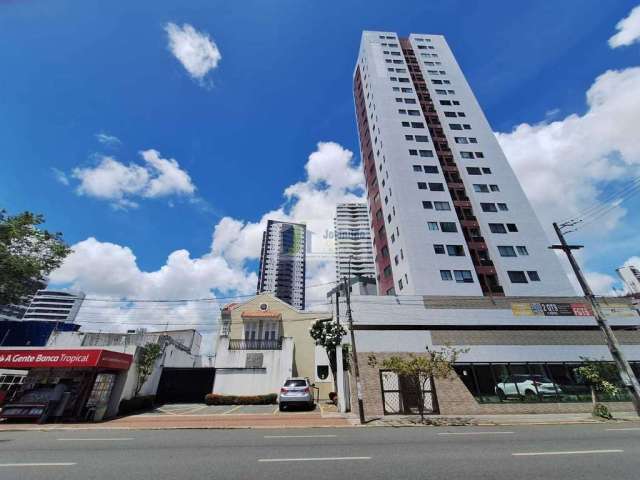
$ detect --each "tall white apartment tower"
[353,31,574,297]
[334,203,376,283]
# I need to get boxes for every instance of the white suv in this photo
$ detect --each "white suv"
[495,374,560,400]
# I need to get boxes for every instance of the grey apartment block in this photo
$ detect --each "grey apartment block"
[257,220,306,310]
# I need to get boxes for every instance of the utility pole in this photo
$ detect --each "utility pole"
[344,256,366,424]
[551,222,640,415]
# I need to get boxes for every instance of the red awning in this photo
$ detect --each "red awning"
[0,348,133,371]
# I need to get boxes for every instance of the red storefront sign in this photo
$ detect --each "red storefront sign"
[0,348,133,370]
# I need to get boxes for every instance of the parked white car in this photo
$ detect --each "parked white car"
[495,374,560,400]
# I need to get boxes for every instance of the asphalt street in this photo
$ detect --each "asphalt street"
[0,423,639,479]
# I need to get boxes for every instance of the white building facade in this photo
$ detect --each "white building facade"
[617,265,640,295]
[354,31,574,297]
[334,203,376,283]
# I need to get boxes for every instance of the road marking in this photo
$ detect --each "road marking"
[607,427,640,431]
[57,438,134,441]
[513,449,624,457]
[0,463,76,467]
[438,431,514,436]
[223,405,243,414]
[259,456,370,463]
[180,405,209,415]
[264,434,337,439]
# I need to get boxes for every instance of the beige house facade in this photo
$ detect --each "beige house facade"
[213,294,335,400]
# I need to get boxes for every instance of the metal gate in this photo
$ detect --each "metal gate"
[379,370,439,415]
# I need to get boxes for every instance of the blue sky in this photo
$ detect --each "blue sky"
[2,0,640,316]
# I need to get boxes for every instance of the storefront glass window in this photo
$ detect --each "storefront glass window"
[455,362,640,404]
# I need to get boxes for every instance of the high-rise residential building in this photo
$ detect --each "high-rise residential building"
[334,203,376,283]
[22,290,85,323]
[617,265,640,294]
[257,220,306,309]
[353,31,574,297]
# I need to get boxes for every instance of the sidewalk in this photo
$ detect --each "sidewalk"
[360,412,640,427]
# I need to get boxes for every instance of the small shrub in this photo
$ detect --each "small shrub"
[119,395,155,415]
[204,393,277,405]
[592,403,613,420]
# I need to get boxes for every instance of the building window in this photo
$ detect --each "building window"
[498,246,516,257]
[466,167,481,175]
[516,246,529,256]
[497,203,509,211]
[415,135,429,142]
[417,182,428,190]
[440,222,457,233]
[447,245,465,256]
[427,222,439,231]
[413,165,423,172]
[455,137,468,144]
[381,246,389,258]
[489,223,507,234]
[434,244,445,254]
[422,201,433,209]
[394,255,399,266]
[460,151,474,159]
[527,271,541,282]
[398,278,403,290]
[429,182,445,191]
[449,123,462,130]
[481,203,497,212]
[508,271,528,283]
[423,165,438,173]
[490,184,500,192]
[506,223,518,232]
[454,270,473,283]
[473,184,489,193]
[434,201,451,211]
[383,266,392,277]
[440,270,453,281]
[419,149,434,157]
[482,167,491,174]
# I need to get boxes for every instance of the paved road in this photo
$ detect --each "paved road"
[1,424,639,479]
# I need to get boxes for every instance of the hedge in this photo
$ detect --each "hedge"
[119,395,155,415]
[204,393,277,405]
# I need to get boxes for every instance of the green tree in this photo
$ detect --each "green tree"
[575,360,621,419]
[0,210,71,305]
[309,319,347,394]
[135,343,163,397]
[368,346,466,423]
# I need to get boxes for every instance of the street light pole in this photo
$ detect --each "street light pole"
[345,256,366,424]
[550,222,640,415]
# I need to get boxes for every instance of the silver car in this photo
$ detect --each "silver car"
[278,378,315,411]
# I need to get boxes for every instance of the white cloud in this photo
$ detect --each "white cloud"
[623,256,640,268]
[496,66,640,232]
[165,22,221,84]
[51,167,69,186]
[51,142,362,345]
[585,271,618,296]
[609,5,640,48]
[70,149,196,208]
[95,132,121,147]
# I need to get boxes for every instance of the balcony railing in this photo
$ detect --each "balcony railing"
[228,337,283,350]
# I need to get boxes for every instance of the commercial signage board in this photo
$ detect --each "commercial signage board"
[511,303,593,317]
[0,348,133,370]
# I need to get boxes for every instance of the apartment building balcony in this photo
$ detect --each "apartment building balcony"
[228,337,283,350]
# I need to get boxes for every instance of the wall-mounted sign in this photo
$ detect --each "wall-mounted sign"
[0,348,133,370]
[511,303,593,317]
